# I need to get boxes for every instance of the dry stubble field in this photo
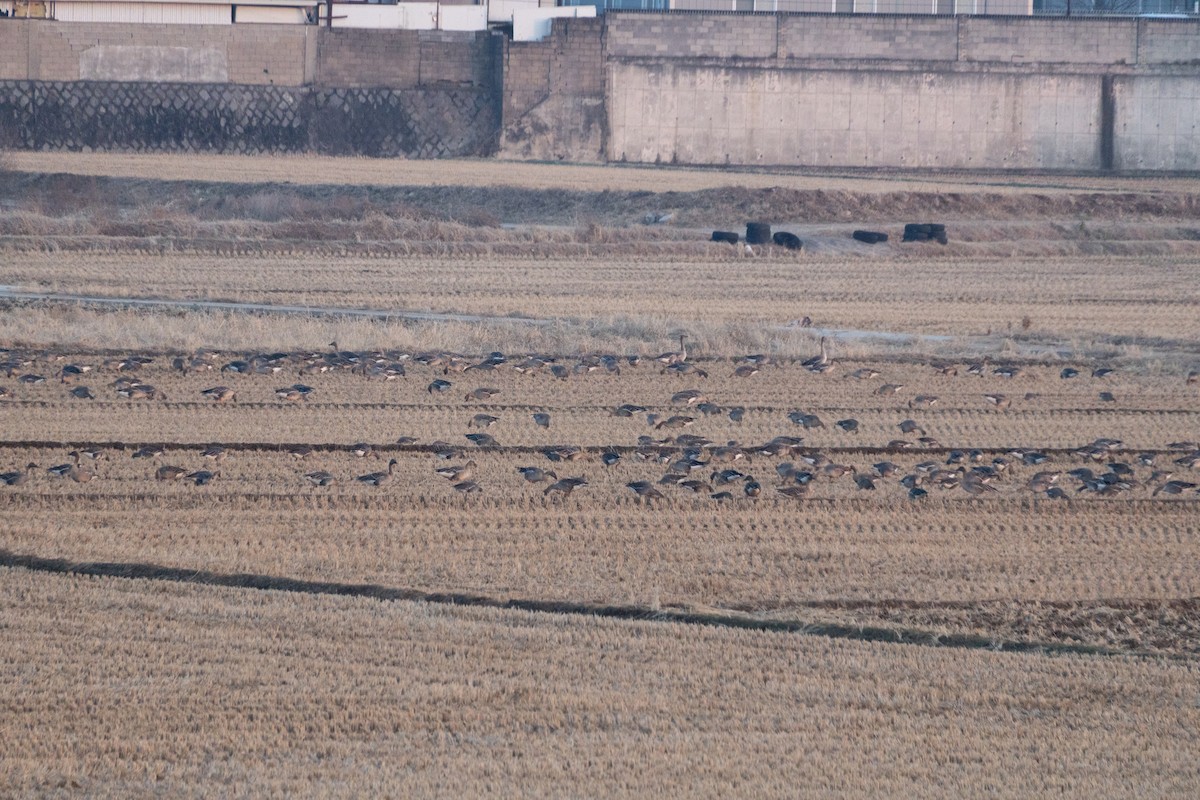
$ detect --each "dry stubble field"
[1,153,1198,797]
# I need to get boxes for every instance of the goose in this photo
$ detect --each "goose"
[873,462,900,478]
[67,454,94,483]
[961,474,997,495]
[626,481,664,500]
[465,433,499,448]
[532,413,551,429]
[655,415,694,430]
[465,387,501,402]
[18,374,45,385]
[983,393,1011,410]
[1187,370,1198,385]
[822,463,856,480]
[679,479,713,494]
[671,389,706,406]
[275,386,308,402]
[1061,368,1079,379]
[186,470,219,486]
[874,384,903,396]
[854,474,879,491]
[908,395,938,409]
[801,337,829,371]
[1092,368,1116,379]
[835,418,859,434]
[350,443,376,458]
[395,436,419,446]
[663,363,708,378]
[544,476,587,497]
[709,491,734,502]
[69,386,95,400]
[711,468,747,486]
[908,487,929,500]
[656,334,688,366]
[201,386,237,404]
[201,445,227,462]
[58,364,91,384]
[777,485,809,499]
[0,463,37,486]
[1153,480,1197,496]
[1099,392,1116,403]
[732,364,759,378]
[435,460,476,483]
[516,466,556,484]
[542,445,585,462]
[452,480,482,495]
[993,365,1022,379]
[600,452,621,467]
[550,365,570,380]
[613,403,647,417]
[743,479,762,498]
[470,414,500,429]
[155,465,188,481]
[288,445,315,460]
[898,419,926,435]
[0,387,10,400]
[357,459,398,487]
[847,367,879,380]
[728,407,746,423]
[132,445,166,459]
[1045,487,1069,499]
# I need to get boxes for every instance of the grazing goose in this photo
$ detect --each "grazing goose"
[544,476,588,497]
[626,481,665,501]
[874,384,903,396]
[0,463,37,486]
[613,403,647,417]
[357,459,398,487]
[133,445,166,459]
[835,418,859,434]
[983,394,1011,410]
[908,395,938,409]
[201,386,237,404]
[303,471,336,487]
[655,415,694,430]
[728,406,746,423]
[427,379,452,395]
[847,367,879,380]
[600,451,621,467]
[777,485,809,499]
[465,433,499,448]
[201,446,227,462]
[186,470,219,486]
[288,445,315,460]
[516,466,556,484]
[155,465,188,482]
[69,386,95,400]
[452,480,482,495]
[732,364,759,378]
[898,419,926,436]
[465,387,501,402]
[671,389,706,406]
[435,460,477,483]
[1153,480,1197,496]
[1061,368,1079,379]
[532,413,551,429]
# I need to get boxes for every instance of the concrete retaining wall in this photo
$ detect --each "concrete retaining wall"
[608,63,1101,170]
[1,15,1198,171]
[0,80,498,157]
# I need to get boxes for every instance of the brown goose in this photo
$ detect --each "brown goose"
[357,459,398,487]
[304,471,336,487]
[156,465,188,482]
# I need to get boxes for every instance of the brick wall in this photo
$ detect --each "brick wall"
[779,15,957,62]
[316,28,423,88]
[1137,20,1200,66]
[0,22,30,80]
[959,18,1137,65]
[500,17,604,161]
[606,13,777,60]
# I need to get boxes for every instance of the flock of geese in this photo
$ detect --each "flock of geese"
[1,340,1198,500]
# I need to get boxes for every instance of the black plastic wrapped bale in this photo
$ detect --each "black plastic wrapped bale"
[746,222,772,245]
[772,231,803,250]
[712,230,739,244]
[852,230,888,244]
[903,223,946,242]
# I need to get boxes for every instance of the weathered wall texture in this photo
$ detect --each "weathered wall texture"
[1,15,1198,171]
[0,80,498,157]
[499,17,605,162]
[600,13,1200,171]
[608,64,1100,170]
[1113,76,1200,171]
[0,20,314,84]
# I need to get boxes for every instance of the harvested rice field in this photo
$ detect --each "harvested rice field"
[1,153,1198,797]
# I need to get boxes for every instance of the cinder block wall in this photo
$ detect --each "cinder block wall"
[500,17,605,162]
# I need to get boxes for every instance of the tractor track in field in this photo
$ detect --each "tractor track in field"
[2,548,1190,662]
